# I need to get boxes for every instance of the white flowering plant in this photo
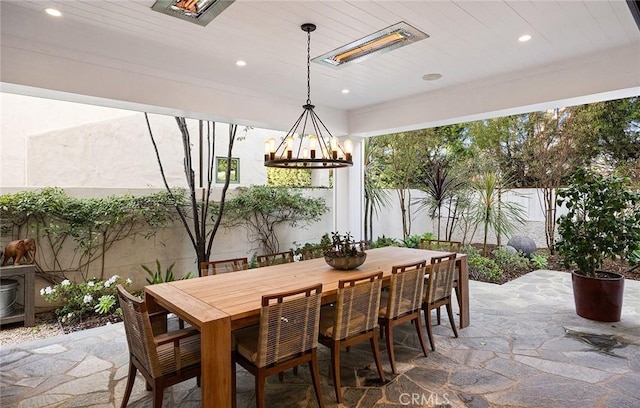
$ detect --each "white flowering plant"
[40,275,132,324]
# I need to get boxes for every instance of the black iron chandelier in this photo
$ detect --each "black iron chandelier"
[264,23,353,169]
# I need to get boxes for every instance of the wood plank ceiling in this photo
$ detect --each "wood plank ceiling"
[1,0,639,134]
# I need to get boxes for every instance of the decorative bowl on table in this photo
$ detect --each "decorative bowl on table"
[324,252,367,270]
[323,231,367,270]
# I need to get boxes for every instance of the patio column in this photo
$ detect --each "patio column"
[333,136,364,240]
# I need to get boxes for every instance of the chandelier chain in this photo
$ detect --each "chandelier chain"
[306,28,311,105]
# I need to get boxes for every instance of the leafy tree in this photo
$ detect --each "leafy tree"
[522,108,593,252]
[146,115,238,276]
[363,137,390,242]
[415,159,467,240]
[376,130,435,240]
[221,185,328,253]
[556,168,640,276]
[267,168,312,187]
[469,172,527,255]
[569,97,640,182]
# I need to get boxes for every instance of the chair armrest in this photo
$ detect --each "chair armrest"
[154,327,200,346]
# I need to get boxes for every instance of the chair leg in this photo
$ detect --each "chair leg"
[152,383,164,408]
[330,341,342,403]
[446,302,459,338]
[370,328,386,383]
[436,306,441,325]
[384,321,396,374]
[309,349,326,408]
[413,316,429,357]
[423,306,436,351]
[256,372,266,408]
[120,362,137,408]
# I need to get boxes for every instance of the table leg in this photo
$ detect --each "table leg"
[201,317,232,407]
[457,257,470,328]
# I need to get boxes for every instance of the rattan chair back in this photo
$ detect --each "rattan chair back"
[386,260,427,319]
[201,257,248,275]
[257,250,295,267]
[301,247,325,261]
[420,239,461,252]
[118,284,161,377]
[333,272,383,340]
[425,253,457,305]
[256,284,322,368]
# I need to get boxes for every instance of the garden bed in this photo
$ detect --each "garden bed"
[2,245,637,345]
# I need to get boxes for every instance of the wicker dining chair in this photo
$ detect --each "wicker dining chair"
[419,239,462,253]
[256,250,295,267]
[422,253,459,351]
[201,257,249,276]
[301,246,325,261]
[233,283,325,408]
[420,239,462,324]
[117,285,201,408]
[318,272,385,403]
[378,260,429,373]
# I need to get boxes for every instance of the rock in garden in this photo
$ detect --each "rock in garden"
[507,235,537,256]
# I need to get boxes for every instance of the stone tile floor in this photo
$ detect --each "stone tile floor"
[1,270,639,407]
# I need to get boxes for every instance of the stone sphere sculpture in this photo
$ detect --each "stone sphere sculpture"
[506,235,537,257]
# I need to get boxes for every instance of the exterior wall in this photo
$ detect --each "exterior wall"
[0,187,333,310]
[371,188,566,249]
[1,92,297,189]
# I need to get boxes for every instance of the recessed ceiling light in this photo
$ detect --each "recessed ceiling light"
[236,60,247,67]
[518,34,532,42]
[422,73,442,81]
[341,89,350,94]
[45,8,62,17]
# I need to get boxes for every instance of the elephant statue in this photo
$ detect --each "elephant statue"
[1,238,36,266]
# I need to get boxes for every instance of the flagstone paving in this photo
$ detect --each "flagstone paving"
[1,270,639,407]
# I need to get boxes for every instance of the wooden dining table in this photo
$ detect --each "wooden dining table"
[144,246,469,407]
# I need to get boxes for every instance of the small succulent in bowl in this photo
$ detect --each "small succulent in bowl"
[325,232,366,258]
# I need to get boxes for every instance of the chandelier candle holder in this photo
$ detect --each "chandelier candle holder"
[264,23,353,169]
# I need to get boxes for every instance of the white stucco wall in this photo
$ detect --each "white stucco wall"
[371,188,566,248]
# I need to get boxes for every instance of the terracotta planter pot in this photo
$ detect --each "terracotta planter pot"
[571,271,624,322]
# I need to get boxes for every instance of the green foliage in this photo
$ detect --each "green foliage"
[221,185,328,254]
[142,260,193,284]
[556,168,640,277]
[94,295,117,314]
[469,172,527,255]
[267,168,313,187]
[294,234,331,257]
[492,247,530,270]
[0,187,178,281]
[40,274,131,323]
[460,244,481,257]
[248,252,259,269]
[325,232,365,257]
[415,160,468,239]
[370,235,399,249]
[530,253,549,269]
[403,234,422,249]
[468,255,503,283]
[364,138,392,241]
[403,232,435,248]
